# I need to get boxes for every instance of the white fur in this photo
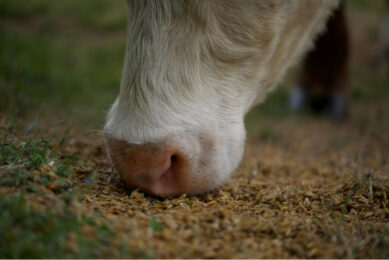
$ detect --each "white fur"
[104,0,340,194]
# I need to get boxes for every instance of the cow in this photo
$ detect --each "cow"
[104,0,340,197]
[290,0,389,120]
[289,1,349,120]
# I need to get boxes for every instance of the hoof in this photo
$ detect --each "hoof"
[330,92,348,121]
[289,86,307,111]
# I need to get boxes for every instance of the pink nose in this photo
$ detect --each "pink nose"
[105,137,185,196]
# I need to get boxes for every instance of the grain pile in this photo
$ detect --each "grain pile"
[66,113,389,258]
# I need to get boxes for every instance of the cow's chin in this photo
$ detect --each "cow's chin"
[104,121,246,197]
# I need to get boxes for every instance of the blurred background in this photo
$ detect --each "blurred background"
[0,0,388,139]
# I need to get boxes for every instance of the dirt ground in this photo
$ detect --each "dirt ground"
[60,100,389,258]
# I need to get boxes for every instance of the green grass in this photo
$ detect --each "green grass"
[0,126,75,193]
[0,124,130,258]
[0,0,127,126]
[0,191,117,258]
[349,62,389,101]
[149,216,165,232]
[347,0,387,13]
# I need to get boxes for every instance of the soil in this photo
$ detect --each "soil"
[64,101,389,258]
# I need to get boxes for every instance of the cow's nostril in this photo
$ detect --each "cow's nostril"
[106,136,185,196]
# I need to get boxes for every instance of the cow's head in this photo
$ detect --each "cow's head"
[104,0,339,196]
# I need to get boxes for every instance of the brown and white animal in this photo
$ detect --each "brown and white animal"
[289,1,349,119]
[104,0,340,196]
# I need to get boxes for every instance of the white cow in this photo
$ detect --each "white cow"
[104,0,340,196]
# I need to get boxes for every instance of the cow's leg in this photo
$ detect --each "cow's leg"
[290,2,349,120]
